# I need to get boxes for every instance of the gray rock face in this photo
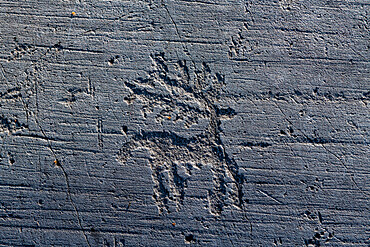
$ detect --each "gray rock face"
[0,0,368,246]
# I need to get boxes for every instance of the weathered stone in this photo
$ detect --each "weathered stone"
[0,0,368,246]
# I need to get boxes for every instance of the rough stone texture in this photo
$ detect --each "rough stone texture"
[0,0,369,246]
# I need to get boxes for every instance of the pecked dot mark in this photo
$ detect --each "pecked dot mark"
[185,234,196,243]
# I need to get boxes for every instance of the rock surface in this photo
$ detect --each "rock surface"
[0,0,368,246]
